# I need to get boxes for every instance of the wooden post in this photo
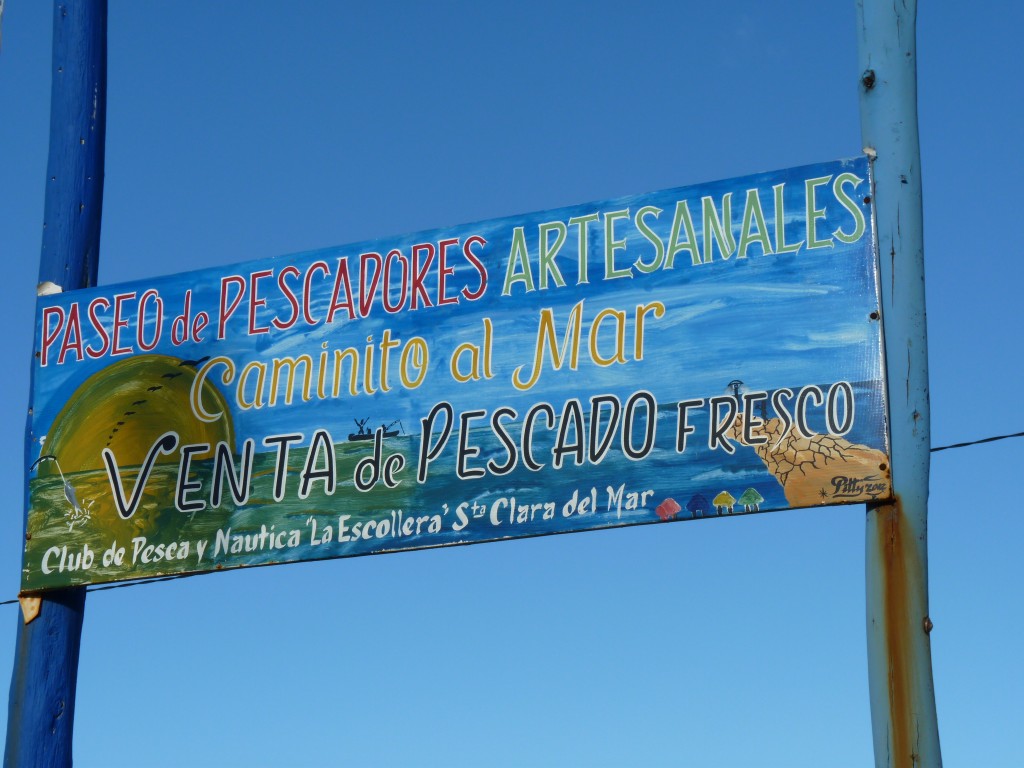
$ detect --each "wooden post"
[5,2,107,766]
[856,1,943,765]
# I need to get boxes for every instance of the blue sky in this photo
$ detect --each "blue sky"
[2,2,1023,766]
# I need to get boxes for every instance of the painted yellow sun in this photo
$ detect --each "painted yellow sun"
[40,354,234,476]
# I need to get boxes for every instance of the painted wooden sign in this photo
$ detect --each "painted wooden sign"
[23,157,891,591]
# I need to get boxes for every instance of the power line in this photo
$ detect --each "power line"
[930,430,1024,453]
[2,429,1022,609]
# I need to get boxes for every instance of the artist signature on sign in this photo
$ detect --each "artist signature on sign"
[830,474,888,500]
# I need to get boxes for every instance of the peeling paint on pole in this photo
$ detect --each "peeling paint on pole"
[856,0,942,765]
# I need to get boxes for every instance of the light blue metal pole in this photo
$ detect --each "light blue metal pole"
[856,1,941,766]
[5,2,106,766]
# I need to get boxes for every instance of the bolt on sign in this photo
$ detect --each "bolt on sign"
[23,157,891,591]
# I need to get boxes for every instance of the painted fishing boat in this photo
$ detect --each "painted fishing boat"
[348,418,403,441]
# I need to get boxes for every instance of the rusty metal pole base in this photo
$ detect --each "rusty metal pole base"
[857,0,942,765]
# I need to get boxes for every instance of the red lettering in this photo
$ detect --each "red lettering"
[85,297,111,359]
[382,249,409,314]
[170,292,191,345]
[272,266,301,330]
[111,292,136,356]
[461,235,488,301]
[218,276,246,340]
[248,269,273,335]
[436,238,460,306]
[326,257,355,323]
[137,289,163,351]
[58,304,83,364]
[410,242,435,310]
[303,261,330,325]
[192,312,209,342]
[358,252,383,318]
[40,306,66,367]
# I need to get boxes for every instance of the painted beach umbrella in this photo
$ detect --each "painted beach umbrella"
[655,498,682,521]
[686,493,710,519]
[726,379,745,399]
[712,490,736,515]
[737,488,765,513]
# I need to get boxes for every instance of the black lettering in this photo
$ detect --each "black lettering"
[262,432,304,502]
[622,391,656,460]
[552,399,585,469]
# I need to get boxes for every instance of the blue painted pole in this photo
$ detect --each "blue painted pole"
[856,1,942,766]
[5,2,107,766]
